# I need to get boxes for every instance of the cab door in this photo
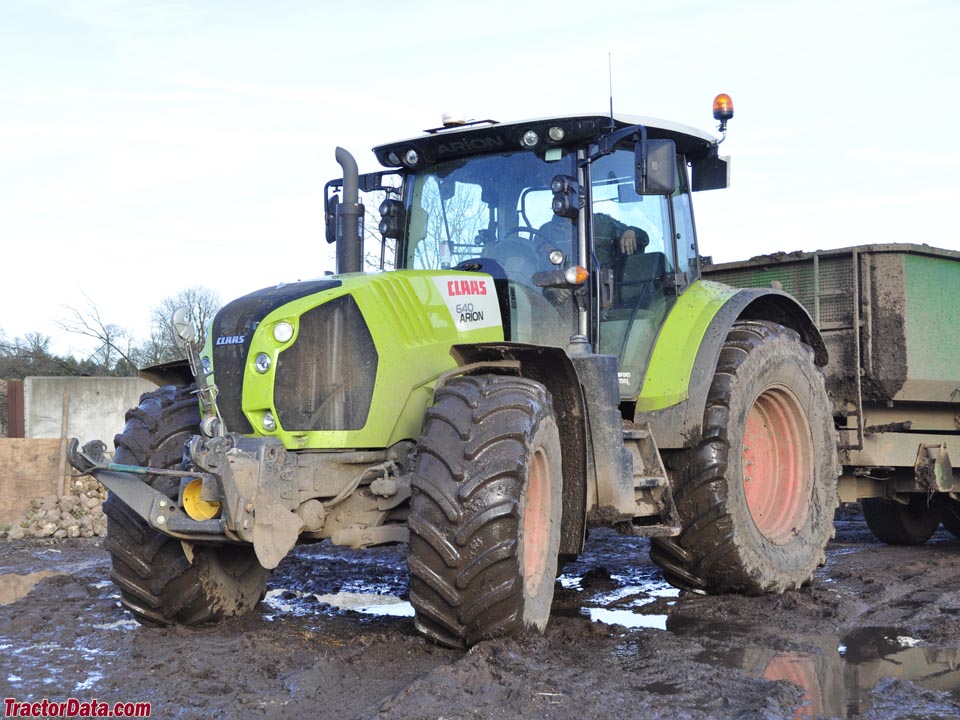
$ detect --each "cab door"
[590,146,681,397]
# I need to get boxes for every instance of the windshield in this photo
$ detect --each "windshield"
[404,150,577,274]
[403,149,578,347]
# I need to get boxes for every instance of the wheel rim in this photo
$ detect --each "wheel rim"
[522,445,551,598]
[742,385,813,545]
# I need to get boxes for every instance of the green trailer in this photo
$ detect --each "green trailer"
[703,244,960,544]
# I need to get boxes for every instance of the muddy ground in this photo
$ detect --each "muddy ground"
[3,511,960,719]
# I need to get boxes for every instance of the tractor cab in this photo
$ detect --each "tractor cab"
[328,111,730,397]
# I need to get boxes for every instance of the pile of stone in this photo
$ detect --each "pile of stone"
[4,475,108,540]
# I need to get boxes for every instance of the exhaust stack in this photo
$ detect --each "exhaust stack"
[335,147,363,274]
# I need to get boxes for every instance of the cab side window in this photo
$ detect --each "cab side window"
[592,148,675,307]
[671,162,698,285]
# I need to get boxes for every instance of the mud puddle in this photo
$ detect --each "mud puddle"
[558,563,679,630]
[264,541,680,629]
[673,618,960,718]
[263,588,415,619]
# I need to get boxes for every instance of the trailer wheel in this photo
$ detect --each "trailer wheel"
[862,497,940,545]
[103,384,268,626]
[650,321,838,594]
[408,375,562,648]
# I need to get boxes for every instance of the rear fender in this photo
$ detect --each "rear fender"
[450,343,588,556]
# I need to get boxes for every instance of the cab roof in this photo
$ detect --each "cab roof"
[373,113,720,168]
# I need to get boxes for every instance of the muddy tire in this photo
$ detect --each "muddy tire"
[650,321,838,594]
[862,497,940,545]
[103,384,268,626]
[408,375,562,648]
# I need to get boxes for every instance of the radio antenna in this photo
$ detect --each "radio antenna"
[608,52,615,127]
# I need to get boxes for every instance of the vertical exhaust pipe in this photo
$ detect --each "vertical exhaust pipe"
[335,147,363,274]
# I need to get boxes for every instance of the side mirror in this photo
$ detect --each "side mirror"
[691,149,730,191]
[325,194,340,244]
[635,139,677,195]
[171,307,197,345]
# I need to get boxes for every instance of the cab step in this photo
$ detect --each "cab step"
[617,422,681,538]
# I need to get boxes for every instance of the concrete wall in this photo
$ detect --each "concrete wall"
[24,376,155,446]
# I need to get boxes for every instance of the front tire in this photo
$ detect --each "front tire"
[104,384,268,625]
[651,321,839,594]
[408,375,562,648]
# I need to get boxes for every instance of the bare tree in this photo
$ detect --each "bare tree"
[58,294,137,375]
[148,286,221,362]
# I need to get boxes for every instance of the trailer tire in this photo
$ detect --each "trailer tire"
[104,384,268,626]
[862,497,940,545]
[650,321,838,594]
[408,375,562,648]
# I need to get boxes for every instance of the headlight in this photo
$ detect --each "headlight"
[273,321,294,343]
[261,412,277,432]
[255,353,271,374]
[200,356,212,375]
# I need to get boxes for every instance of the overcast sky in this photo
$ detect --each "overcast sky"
[2,0,958,357]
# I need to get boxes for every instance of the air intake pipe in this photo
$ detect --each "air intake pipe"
[335,147,363,274]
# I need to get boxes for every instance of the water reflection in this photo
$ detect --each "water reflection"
[559,566,678,631]
[263,588,414,619]
[669,619,960,718]
[0,571,60,605]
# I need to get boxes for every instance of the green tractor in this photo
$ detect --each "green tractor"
[70,96,838,648]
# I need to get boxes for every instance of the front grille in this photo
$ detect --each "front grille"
[274,295,378,432]
[211,279,342,434]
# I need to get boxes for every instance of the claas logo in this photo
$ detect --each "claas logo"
[446,279,488,296]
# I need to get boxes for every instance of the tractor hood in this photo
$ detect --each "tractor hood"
[205,270,504,449]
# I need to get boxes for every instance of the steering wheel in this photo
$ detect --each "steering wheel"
[488,239,543,278]
[501,226,545,243]
[490,225,543,281]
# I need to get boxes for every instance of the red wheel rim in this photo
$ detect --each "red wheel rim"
[522,446,551,597]
[742,385,813,545]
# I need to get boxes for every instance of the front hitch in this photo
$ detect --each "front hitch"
[67,438,228,539]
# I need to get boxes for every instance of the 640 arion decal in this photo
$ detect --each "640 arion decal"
[432,276,502,331]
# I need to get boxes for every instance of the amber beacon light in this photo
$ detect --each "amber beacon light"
[712,93,734,133]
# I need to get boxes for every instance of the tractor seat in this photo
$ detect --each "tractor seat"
[619,251,666,307]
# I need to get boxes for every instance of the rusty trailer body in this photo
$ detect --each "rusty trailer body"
[702,243,960,513]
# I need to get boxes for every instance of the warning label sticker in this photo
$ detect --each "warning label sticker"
[432,276,502,332]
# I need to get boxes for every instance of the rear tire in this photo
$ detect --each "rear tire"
[862,497,939,545]
[104,384,268,625]
[408,375,562,648]
[650,321,839,594]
